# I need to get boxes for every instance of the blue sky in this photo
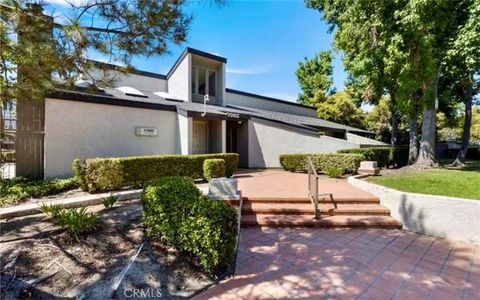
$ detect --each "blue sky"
[46,0,347,104]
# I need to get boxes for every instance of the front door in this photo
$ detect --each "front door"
[193,121,208,154]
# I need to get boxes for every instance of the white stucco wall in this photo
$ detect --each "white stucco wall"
[44,99,178,178]
[177,114,192,155]
[168,54,191,101]
[226,91,317,117]
[248,118,360,168]
[349,175,480,245]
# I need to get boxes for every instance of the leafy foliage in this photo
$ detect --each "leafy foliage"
[338,147,409,168]
[54,207,99,241]
[203,159,226,182]
[39,203,65,218]
[77,153,239,192]
[324,166,343,178]
[102,194,118,208]
[315,91,365,129]
[1,150,15,163]
[279,153,363,174]
[142,177,237,273]
[0,177,78,206]
[296,51,335,106]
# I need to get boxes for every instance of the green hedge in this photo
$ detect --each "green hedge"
[142,177,237,273]
[279,153,363,174]
[338,147,409,168]
[203,159,225,181]
[75,153,239,192]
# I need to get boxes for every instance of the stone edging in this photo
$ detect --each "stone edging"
[0,189,142,219]
[348,175,480,245]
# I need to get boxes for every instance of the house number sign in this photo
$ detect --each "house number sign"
[227,112,240,119]
[135,127,158,136]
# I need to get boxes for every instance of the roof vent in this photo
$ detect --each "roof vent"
[153,91,183,102]
[116,86,148,98]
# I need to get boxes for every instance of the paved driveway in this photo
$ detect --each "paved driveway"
[195,228,479,299]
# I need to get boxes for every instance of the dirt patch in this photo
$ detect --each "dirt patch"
[0,201,216,299]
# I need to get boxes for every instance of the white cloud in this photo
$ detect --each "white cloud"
[263,92,297,103]
[44,0,90,7]
[226,66,270,75]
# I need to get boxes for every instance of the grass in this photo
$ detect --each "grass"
[367,169,480,200]
[0,177,78,206]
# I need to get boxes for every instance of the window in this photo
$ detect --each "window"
[198,68,206,95]
[208,70,216,97]
[192,67,216,97]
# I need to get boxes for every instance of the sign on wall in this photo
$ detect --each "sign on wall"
[135,127,158,137]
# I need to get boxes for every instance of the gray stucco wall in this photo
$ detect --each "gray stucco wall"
[44,99,177,178]
[349,175,480,245]
[226,92,317,117]
[248,118,360,168]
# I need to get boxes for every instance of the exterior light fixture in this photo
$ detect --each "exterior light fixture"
[201,94,209,117]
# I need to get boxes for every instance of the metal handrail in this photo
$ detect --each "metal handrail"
[307,158,336,219]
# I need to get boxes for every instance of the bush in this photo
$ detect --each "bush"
[338,148,391,168]
[324,166,343,178]
[279,153,363,174]
[102,193,118,208]
[0,177,78,206]
[338,147,410,168]
[77,153,239,192]
[142,177,237,273]
[54,207,98,241]
[203,159,225,181]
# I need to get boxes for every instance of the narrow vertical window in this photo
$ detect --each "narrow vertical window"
[208,70,216,97]
[198,68,206,95]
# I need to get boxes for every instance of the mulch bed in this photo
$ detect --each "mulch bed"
[0,200,216,299]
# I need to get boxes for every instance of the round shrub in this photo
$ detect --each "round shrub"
[279,153,363,174]
[203,159,226,181]
[324,166,343,178]
[142,177,237,273]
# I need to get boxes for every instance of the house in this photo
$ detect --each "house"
[44,48,385,178]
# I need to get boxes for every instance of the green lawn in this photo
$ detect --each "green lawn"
[366,169,480,200]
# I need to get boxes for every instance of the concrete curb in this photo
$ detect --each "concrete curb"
[0,189,142,220]
[348,175,480,245]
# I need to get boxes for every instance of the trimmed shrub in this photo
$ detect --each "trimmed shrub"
[203,159,226,181]
[279,153,363,174]
[338,148,391,168]
[77,153,239,192]
[324,166,343,178]
[142,177,237,273]
[338,147,410,168]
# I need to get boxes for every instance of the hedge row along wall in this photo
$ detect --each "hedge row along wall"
[338,147,409,168]
[74,153,239,192]
[279,153,364,174]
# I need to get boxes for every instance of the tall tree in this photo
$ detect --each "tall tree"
[0,0,195,103]
[316,91,365,129]
[296,50,335,106]
[445,0,480,166]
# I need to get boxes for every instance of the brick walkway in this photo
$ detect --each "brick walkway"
[195,228,479,299]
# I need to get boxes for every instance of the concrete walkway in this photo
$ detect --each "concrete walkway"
[195,228,479,299]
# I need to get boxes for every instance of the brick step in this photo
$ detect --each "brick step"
[243,197,380,205]
[241,214,402,229]
[242,203,390,216]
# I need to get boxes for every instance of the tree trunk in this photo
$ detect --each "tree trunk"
[414,69,441,167]
[408,117,419,164]
[390,93,398,146]
[452,76,474,166]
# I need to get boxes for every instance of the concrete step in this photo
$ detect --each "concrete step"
[240,214,402,229]
[242,203,390,216]
[243,197,380,205]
